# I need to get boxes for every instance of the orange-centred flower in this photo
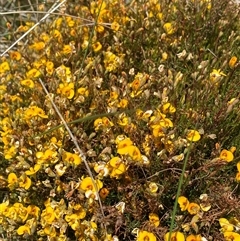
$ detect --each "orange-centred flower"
[178,196,189,211]
[186,130,201,142]
[137,230,157,241]
[19,174,31,190]
[186,234,202,241]
[62,151,82,166]
[149,213,160,227]
[20,79,35,88]
[223,231,240,241]
[220,149,234,162]
[92,42,102,52]
[164,231,185,241]
[187,202,200,215]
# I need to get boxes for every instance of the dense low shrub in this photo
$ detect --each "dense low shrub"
[0,0,239,240]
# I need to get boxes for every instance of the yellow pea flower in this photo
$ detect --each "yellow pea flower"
[164,231,185,241]
[19,174,31,190]
[186,234,202,241]
[9,51,21,61]
[20,79,35,88]
[220,149,234,162]
[0,61,10,73]
[17,225,31,235]
[92,42,102,52]
[137,230,157,241]
[25,164,41,175]
[30,41,45,51]
[149,213,160,227]
[186,130,201,142]
[219,218,234,232]
[178,196,189,211]
[62,151,82,166]
[187,202,200,215]
[163,22,176,35]
[8,173,18,189]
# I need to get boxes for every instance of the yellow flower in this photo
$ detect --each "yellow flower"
[162,52,168,61]
[17,225,31,235]
[62,44,73,55]
[4,146,17,160]
[219,218,235,232]
[164,231,185,241]
[26,68,41,78]
[109,21,119,31]
[0,61,10,73]
[223,231,240,241]
[137,230,157,241]
[46,61,54,75]
[25,164,41,175]
[187,202,200,215]
[44,225,57,237]
[163,22,176,35]
[128,145,142,161]
[41,206,56,224]
[80,177,103,193]
[117,138,133,154]
[220,149,234,162]
[109,157,126,178]
[94,117,114,131]
[149,213,160,227]
[186,234,202,241]
[186,130,201,142]
[92,42,102,52]
[9,51,21,61]
[77,87,89,97]
[8,173,18,189]
[229,56,238,69]
[20,79,35,88]
[178,196,189,211]
[118,98,128,108]
[159,117,173,128]
[57,82,75,99]
[103,51,124,72]
[24,106,48,119]
[30,41,45,51]
[27,205,40,218]
[210,69,226,83]
[66,17,75,27]
[62,151,82,166]
[149,182,158,193]
[162,103,176,114]
[19,174,31,190]
[36,149,58,164]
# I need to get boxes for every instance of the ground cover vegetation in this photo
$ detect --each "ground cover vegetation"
[0,0,240,240]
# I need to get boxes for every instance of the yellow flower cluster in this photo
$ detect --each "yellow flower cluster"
[219,217,240,241]
[0,0,239,239]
